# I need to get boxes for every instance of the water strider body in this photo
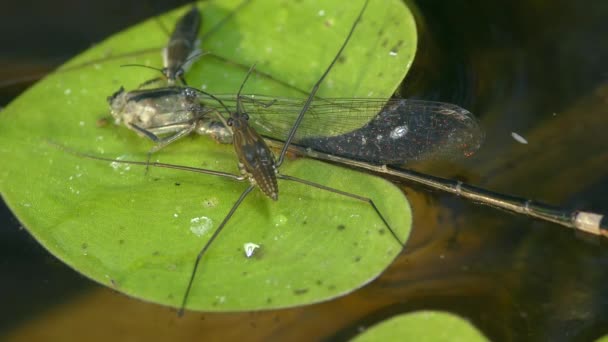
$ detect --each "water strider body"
[160,5,202,85]
[175,0,398,314]
[127,5,204,88]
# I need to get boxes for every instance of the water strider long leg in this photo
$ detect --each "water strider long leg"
[48,141,246,181]
[177,169,404,318]
[137,76,165,88]
[276,0,369,167]
[130,121,198,174]
[278,174,403,246]
[130,122,197,149]
[237,96,277,108]
[178,184,255,317]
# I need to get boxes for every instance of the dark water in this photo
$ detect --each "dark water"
[1,0,608,341]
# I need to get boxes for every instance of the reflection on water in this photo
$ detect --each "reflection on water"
[1,0,608,340]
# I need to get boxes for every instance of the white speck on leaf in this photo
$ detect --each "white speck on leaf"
[244,243,260,258]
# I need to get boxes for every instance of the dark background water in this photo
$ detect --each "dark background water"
[1,0,608,341]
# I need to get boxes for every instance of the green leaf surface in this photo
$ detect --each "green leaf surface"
[0,0,415,311]
[351,311,489,342]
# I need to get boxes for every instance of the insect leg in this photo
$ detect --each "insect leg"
[238,95,278,108]
[178,184,256,316]
[137,76,165,89]
[277,174,403,247]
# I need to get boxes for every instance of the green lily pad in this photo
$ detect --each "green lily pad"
[352,311,489,342]
[0,0,416,312]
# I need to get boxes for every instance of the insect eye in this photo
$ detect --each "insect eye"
[242,113,250,121]
[227,118,234,126]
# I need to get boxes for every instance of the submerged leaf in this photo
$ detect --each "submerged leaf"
[352,311,489,341]
[0,0,416,311]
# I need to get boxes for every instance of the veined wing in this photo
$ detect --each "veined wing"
[199,95,484,165]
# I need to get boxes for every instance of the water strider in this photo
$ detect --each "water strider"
[123,0,251,88]
[55,0,400,314]
[124,5,204,87]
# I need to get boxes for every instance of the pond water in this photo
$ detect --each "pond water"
[1,0,607,340]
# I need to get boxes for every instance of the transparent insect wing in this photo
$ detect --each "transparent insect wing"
[196,95,485,165]
[300,99,485,165]
[128,87,484,166]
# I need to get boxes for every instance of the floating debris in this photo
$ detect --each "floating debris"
[511,132,528,144]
